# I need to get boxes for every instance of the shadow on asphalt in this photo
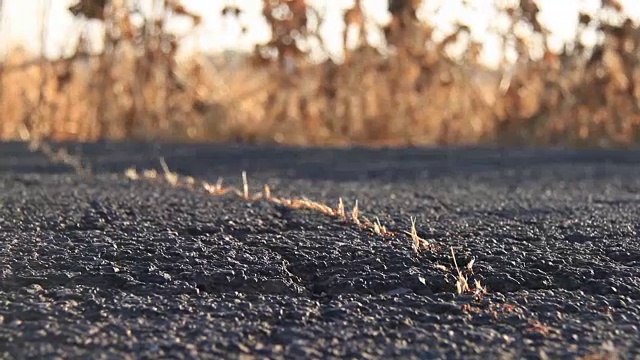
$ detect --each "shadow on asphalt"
[2,141,640,182]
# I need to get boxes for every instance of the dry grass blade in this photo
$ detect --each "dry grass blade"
[142,169,158,179]
[159,157,179,186]
[184,176,196,186]
[124,167,139,180]
[351,200,360,225]
[202,180,218,194]
[451,247,470,294]
[281,197,334,215]
[372,216,389,235]
[372,217,381,234]
[202,178,239,196]
[337,197,346,220]
[264,184,271,199]
[466,258,476,274]
[473,279,487,296]
[269,196,284,205]
[404,216,428,253]
[216,177,224,189]
[411,217,419,252]
[306,198,335,215]
[242,171,249,199]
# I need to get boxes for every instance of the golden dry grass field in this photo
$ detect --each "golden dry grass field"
[2,0,640,147]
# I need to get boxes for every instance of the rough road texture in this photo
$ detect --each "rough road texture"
[1,142,639,359]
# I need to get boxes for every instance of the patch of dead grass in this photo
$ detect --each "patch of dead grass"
[3,1,640,147]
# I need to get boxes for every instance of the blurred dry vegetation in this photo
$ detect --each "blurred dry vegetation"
[1,0,640,147]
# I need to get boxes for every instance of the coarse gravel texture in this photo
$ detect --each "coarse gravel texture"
[1,142,639,359]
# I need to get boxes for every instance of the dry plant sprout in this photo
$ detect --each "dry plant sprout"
[450,246,487,296]
[2,0,640,146]
[403,216,429,252]
[450,247,470,294]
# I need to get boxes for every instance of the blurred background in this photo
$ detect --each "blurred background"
[1,0,640,147]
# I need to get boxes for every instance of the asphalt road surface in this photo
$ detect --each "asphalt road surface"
[1,142,639,359]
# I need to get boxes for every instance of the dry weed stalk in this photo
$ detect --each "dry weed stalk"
[450,247,487,296]
[142,169,159,180]
[372,217,389,236]
[124,167,139,180]
[242,171,249,199]
[160,157,179,187]
[202,180,229,195]
[336,198,346,220]
[451,247,470,295]
[466,258,476,274]
[351,200,360,225]
[473,279,487,297]
[404,216,428,253]
[264,184,272,200]
[183,176,196,187]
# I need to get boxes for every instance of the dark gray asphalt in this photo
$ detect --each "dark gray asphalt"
[1,141,640,359]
